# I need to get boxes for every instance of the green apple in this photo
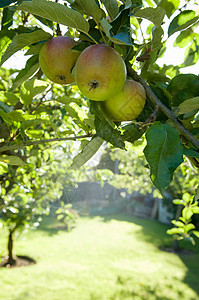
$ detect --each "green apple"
[39,36,80,85]
[74,44,126,101]
[102,79,146,121]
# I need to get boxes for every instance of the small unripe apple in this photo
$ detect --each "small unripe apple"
[39,36,80,85]
[102,79,146,121]
[74,44,126,101]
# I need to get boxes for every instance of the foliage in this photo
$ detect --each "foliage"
[55,201,78,231]
[0,0,199,245]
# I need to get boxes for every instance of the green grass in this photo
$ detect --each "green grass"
[0,215,199,300]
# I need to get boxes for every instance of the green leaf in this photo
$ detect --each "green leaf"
[168,10,199,37]
[182,206,193,220]
[178,97,199,114]
[26,129,43,138]
[173,199,185,205]
[25,43,44,56]
[0,108,12,125]
[20,79,49,105]
[192,206,199,214]
[91,101,125,149]
[0,162,8,175]
[0,29,15,58]
[171,220,184,227]
[0,29,51,66]
[57,214,64,221]
[0,100,12,113]
[70,0,104,22]
[158,0,180,18]
[0,155,25,166]
[184,223,195,233]
[11,55,40,91]
[183,147,199,159]
[134,7,166,28]
[167,74,199,106]
[100,18,133,45]
[122,123,144,143]
[16,0,90,33]
[167,227,184,235]
[144,122,183,194]
[6,110,35,122]
[192,231,199,238]
[0,91,20,105]
[100,0,119,20]
[69,136,104,170]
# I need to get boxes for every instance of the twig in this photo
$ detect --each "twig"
[126,63,199,150]
[0,134,93,154]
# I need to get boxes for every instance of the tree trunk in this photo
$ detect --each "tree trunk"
[7,230,16,265]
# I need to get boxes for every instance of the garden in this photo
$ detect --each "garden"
[0,0,199,299]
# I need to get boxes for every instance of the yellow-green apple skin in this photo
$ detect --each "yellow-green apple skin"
[102,79,146,121]
[74,44,126,101]
[39,36,80,85]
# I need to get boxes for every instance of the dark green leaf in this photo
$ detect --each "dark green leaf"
[100,18,132,45]
[144,122,183,194]
[122,123,144,143]
[91,101,125,149]
[168,10,199,37]
[0,0,16,8]
[0,99,13,112]
[158,0,180,18]
[0,29,52,66]
[167,74,199,106]
[2,7,14,29]
[16,0,90,33]
[134,7,166,28]
[70,0,104,22]
[183,147,199,159]
[100,0,119,20]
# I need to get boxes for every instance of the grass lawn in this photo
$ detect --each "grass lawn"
[0,214,199,300]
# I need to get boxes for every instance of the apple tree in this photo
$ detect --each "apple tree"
[0,0,199,244]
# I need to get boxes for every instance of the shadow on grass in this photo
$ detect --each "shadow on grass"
[36,215,70,236]
[90,275,193,300]
[96,213,199,297]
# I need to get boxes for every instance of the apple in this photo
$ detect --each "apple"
[102,79,146,121]
[39,36,80,85]
[74,44,126,101]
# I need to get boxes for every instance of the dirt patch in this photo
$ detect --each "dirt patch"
[0,255,36,268]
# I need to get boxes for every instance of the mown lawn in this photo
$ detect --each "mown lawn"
[0,215,199,300]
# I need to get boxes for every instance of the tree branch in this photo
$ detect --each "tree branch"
[0,134,93,154]
[126,63,199,150]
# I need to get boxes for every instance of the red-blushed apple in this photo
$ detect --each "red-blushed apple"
[74,44,126,101]
[39,36,80,85]
[102,79,146,121]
